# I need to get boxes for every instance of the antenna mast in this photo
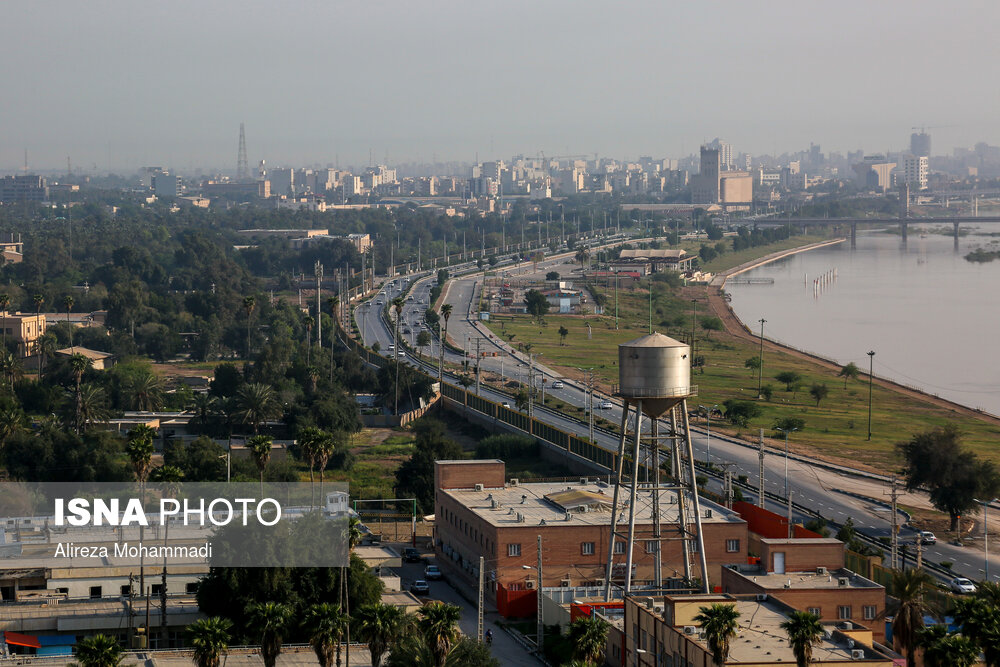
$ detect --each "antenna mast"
[237,122,249,181]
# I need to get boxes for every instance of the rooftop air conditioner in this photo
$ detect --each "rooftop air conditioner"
[653,604,664,613]
[838,622,852,630]
[755,594,768,601]
[475,484,484,492]
[510,479,519,486]
[525,580,535,590]
[565,512,572,521]
[594,578,606,588]
[704,509,713,518]
[683,626,697,635]
[579,477,589,485]
[816,567,828,575]
[851,649,865,660]
[838,577,850,586]
[560,579,571,587]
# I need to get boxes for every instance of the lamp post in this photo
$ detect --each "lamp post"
[757,318,766,399]
[698,404,719,464]
[775,426,798,498]
[975,498,997,581]
[867,351,875,441]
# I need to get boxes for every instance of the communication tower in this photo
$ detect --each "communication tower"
[603,332,710,599]
[237,122,249,181]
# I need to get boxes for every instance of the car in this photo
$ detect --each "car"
[375,300,383,305]
[424,565,442,580]
[501,402,512,409]
[387,344,395,351]
[951,577,976,594]
[402,547,421,563]
[600,400,614,409]
[403,327,411,334]
[551,380,564,389]
[918,531,937,545]
[410,580,430,595]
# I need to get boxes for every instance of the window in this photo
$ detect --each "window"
[807,607,821,617]
[614,541,626,554]
[581,542,595,555]
[186,583,198,594]
[89,586,102,599]
[838,606,852,620]
[645,540,657,554]
[507,543,521,557]
[726,539,740,553]
[863,605,877,620]
[151,584,164,596]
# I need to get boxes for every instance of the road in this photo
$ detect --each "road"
[353,251,1000,588]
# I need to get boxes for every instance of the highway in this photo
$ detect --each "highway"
[352,250,1000,588]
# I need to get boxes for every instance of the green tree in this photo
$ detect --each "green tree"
[773,417,806,432]
[416,330,431,350]
[355,602,412,667]
[889,568,936,667]
[898,424,1000,530]
[63,293,75,349]
[69,353,93,434]
[236,382,281,434]
[71,634,123,667]
[0,293,9,351]
[558,326,569,345]
[0,350,22,391]
[693,603,740,666]
[303,602,351,667]
[0,404,25,452]
[303,315,316,364]
[545,271,559,281]
[126,425,156,485]
[243,295,256,359]
[775,371,802,393]
[920,628,979,667]
[393,419,463,513]
[32,293,44,316]
[951,597,1000,666]
[247,434,273,495]
[37,332,57,380]
[838,361,860,388]
[187,617,232,667]
[722,399,762,427]
[567,616,610,665]
[780,610,823,667]
[524,289,550,321]
[809,383,829,406]
[76,384,111,432]
[128,370,164,411]
[418,601,462,667]
[246,601,291,667]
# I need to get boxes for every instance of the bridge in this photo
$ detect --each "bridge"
[754,215,1000,248]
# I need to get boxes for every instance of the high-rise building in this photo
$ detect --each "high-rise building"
[0,175,48,202]
[900,154,929,189]
[910,132,931,158]
[706,138,733,169]
[691,147,721,204]
[152,172,179,198]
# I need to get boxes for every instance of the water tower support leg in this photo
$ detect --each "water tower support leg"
[651,418,662,589]
[671,406,692,583]
[603,400,631,602]
[681,403,711,593]
[623,400,643,594]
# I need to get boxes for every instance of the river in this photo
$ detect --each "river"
[726,226,1000,415]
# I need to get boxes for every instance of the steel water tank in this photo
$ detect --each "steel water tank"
[618,332,691,401]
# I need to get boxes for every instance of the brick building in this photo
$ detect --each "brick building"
[433,460,749,615]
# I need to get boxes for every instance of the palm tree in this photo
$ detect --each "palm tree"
[780,610,824,667]
[0,293,9,352]
[190,393,218,434]
[243,295,256,359]
[304,315,315,364]
[975,580,1000,607]
[246,601,291,667]
[838,361,860,389]
[0,350,22,391]
[128,371,164,411]
[126,425,156,485]
[71,634,123,667]
[439,303,452,382]
[32,293,44,317]
[316,430,337,498]
[327,295,340,381]
[37,332,57,380]
[0,404,25,452]
[920,627,979,667]
[187,617,232,667]
[63,294,75,352]
[69,353,92,434]
[356,602,412,667]
[889,568,936,667]
[418,602,461,667]
[567,615,610,665]
[235,382,280,434]
[694,603,741,667]
[76,383,111,431]
[247,434,273,495]
[297,426,322,502]
[303,602,351,667]
[951,597,1000,666]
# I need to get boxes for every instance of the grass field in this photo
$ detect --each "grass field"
[324,429,416,500]
[485,242,1000,470]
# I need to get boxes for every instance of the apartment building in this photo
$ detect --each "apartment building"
[0,312,45,356]
[0,176,48,203]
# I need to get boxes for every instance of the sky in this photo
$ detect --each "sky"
[2,0,999,174]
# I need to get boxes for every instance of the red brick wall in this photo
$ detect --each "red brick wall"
[734,501,823,539]
[434,460,505,490]
[759,539,845,572]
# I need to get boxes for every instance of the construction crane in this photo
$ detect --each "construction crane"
[911,124,955,134]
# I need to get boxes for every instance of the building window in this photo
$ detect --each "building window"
[614,541,625,554]
[581,542,595,555]
[863,605,877,620]
[838,606,852,620]
[645,540,657,554]
[507,543,521,557]
[807,607,821,617]
[120,585,131,597]
[726,539,740,553]
[89,586,102,599]
[186,583,198,594]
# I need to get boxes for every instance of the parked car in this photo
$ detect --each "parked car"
[388,344,395,351]
[951,577,976,594]
[424,565,442,580]
[599,400,614,409]
[410,580,430,595]
[918,531,937,545]
[552,381,564,389]
[402,548,421,563]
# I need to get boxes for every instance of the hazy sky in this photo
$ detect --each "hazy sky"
[2,1,999,173]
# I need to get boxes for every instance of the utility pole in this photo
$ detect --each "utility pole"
[787,491,794,538]
[867,350,876,441]
[719,463,737,510]
[888,476,899,569]
[536,535,544,655]
[315,261,323,347]
[478,555,485,643]
[758,428,766,508]
[757,318,766,398]
[474,338,483,396]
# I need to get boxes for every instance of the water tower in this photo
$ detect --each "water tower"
[602,332,710,599]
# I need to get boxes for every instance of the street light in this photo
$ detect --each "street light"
[698,404,719,464]
[867,351,876,441]
[757,318,766,399]
[975,498,997,581]
[775,426,798,498]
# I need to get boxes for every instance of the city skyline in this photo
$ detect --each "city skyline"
[3,1,1000,172]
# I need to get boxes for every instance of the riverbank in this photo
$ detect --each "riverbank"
[707,239,1000,429]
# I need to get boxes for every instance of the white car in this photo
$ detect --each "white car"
[951,577,976,595]
[552,381,564,389]
[599,400,614,409]
[387,344,395,351]
[918,531,937,545]
[501,402,512,409]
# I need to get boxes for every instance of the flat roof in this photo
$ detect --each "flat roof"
[441,480,742,528]
[735,568,882,590]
